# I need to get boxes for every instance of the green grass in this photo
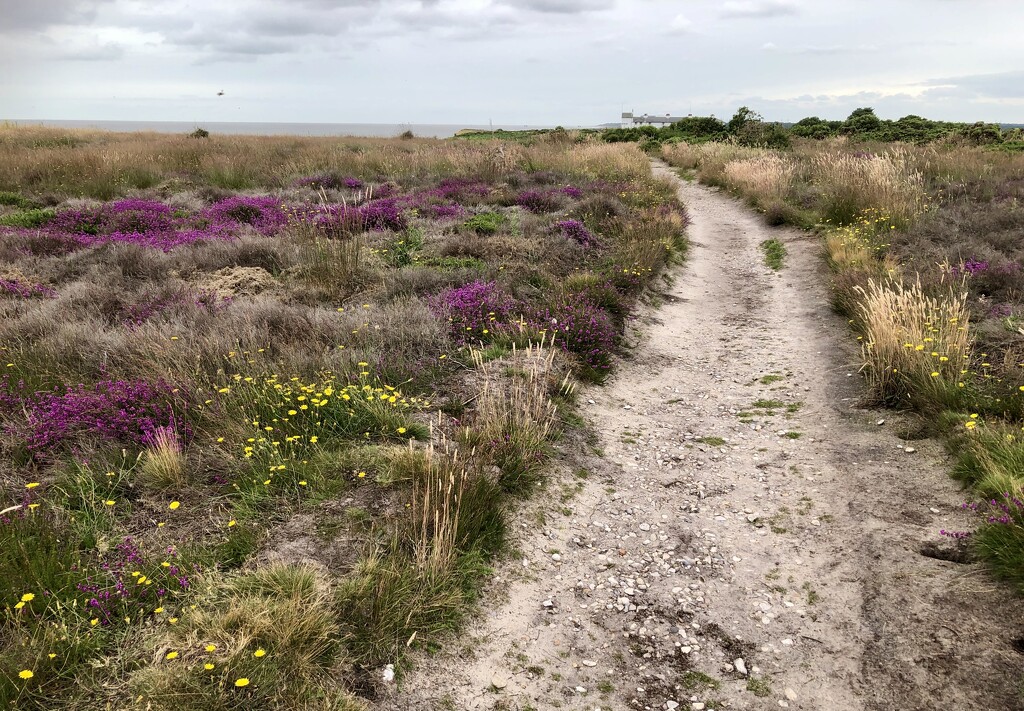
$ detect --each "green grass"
[760,238,786,270]
[696,436,726,446]
[463,211,507,235]
[679,671,720,691]
[747,676,772,697]
[752,399,786,410]
[0,208,54,228]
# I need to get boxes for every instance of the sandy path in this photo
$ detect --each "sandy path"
[380,162,1024,710]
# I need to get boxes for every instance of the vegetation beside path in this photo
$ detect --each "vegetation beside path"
[0,127,686,708]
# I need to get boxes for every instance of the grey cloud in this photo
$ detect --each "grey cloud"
[0,0,114,31]
[720,0,798,18]
[922,70,1024,100]
[496,0,614,14]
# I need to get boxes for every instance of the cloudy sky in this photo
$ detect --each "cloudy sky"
[1,0,1021,126]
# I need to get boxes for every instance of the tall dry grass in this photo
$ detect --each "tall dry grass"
[0,126,650,198]
[855,277,971,407]
[810,147,926,226]
[722,153,796,204]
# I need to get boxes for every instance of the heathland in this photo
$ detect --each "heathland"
[0,126,686,708]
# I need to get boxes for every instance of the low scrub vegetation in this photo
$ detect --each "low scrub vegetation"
[0,126,686,707]
[663,129,1024,597]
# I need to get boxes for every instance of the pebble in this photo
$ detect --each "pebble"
[733,657,747,675]
[666,702,679,710]
[904,446,916,453]
[785,688,798,700]
[582,660,597,667]
[490,675,507,690]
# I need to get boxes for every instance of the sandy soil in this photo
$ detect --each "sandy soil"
[377,162,1024,711]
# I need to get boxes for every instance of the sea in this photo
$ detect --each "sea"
[5,119,589,139]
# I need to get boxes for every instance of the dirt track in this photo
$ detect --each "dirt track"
[381,161,1024,710]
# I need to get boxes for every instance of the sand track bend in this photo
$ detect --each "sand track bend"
[382,161,1024,711]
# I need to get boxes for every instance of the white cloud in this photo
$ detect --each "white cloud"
[721,0,798,19]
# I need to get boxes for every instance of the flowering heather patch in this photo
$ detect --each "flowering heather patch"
[951,258,990,277]
[552,219,598,248]
[532,297,616,372]
[0,277,56,298]
[36,196,287,252]
[417,202,466,219]
[318,198,407,237]
[200,195,288,235]
[0,377,190,454]
[515,190,561,214]
[430,280,519,344]
[560,185,583,199]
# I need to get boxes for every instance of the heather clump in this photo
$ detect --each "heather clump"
[552,219,598,248]
[430,281,520,344]
[533,296,617,376]
[515,190,562,214]
[0,377,190,455]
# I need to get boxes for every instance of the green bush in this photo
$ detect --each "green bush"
[0,208,54,228]
[463,211,506,235]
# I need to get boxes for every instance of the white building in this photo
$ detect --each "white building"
[621,111,687,128]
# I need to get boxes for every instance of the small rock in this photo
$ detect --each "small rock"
[574,686,586,693]
[746,514,760,523]
[691,704,705,711]
[552,553,561,562]
[542,599,554,608]
[904,446,916,453]
[491,675,507,690]
[785,688,798,701]
[382,664,395,683]
[929,507,941,514]
[733,657,748,675]
[666,702,679,710]
[582,660,597,667]
[876,419,885,426]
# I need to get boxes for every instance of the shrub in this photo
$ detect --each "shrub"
[463,211,506,235]
[552,219,598,248]
[430,280,519,344]
[0,208,54,228]
[0,377,190,456]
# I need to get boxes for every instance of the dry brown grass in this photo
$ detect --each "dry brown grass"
[722,153,796,204]
[810,147,926,226]
[856,277,972,406]
[0,126,650,198]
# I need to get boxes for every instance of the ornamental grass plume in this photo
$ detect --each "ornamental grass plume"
[139,425,186,489]
[855,276,972,407]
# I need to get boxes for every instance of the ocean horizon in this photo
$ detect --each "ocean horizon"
[4,119,593,139]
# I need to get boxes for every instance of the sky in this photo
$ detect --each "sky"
[1,0,1021,126]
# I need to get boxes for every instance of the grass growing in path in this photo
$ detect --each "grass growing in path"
[760,238,787,271]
